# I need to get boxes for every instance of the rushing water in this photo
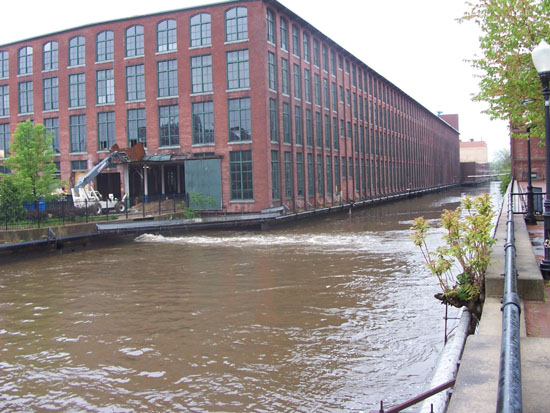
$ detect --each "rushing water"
[0,183,502,412]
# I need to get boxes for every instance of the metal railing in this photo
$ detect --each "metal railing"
[0,194,188,230]
[496,190,522,412]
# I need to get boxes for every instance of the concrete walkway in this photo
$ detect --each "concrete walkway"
[447,185,550,413]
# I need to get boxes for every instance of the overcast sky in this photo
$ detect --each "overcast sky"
[0,0,509,161]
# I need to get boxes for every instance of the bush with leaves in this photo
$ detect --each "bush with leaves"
[410,194,496,312]
[0,176,27,224]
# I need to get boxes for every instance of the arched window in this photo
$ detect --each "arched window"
[279,18,288,51]
[18,46,33,75]
[225,7,247,42]
[96,30,114,62]
[42,41,58,71]
[266,9,275,44]
[68,36,85,67]
[157,19,177,52]
[190,13,211,47]
[125,25,144,57]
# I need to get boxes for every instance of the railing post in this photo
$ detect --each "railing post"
[125,197,129,220]
[85,198,89,223]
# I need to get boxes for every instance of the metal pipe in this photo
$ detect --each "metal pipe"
[496,188,522,412]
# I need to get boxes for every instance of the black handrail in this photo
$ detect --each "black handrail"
[496,189,522,412]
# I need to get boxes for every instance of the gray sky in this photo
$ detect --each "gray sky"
[0,0,509,160]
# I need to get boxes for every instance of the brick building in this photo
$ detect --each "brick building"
[0,0,460,213]
[511,132,545,182]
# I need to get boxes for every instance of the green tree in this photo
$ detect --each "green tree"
[461,0,550,140]
[0,175,26,224]
[1,120,60,204]
[490,147,512,194]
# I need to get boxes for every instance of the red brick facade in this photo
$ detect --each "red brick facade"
[0,0,460,213]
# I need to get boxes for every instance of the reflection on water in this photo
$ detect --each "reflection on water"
[0,183,501,412]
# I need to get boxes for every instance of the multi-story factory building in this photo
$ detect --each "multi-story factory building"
[0,0,460,212]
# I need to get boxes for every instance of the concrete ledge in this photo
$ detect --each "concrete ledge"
[486,195,545,301]
[446,334,500,413]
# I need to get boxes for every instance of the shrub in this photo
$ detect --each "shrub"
[410,194,496,314]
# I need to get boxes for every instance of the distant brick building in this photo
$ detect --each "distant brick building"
[511,132,545,182]
[0,0,460,212]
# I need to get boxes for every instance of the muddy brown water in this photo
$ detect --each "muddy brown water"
[0,183,501,412]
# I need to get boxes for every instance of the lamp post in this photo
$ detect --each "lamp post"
[531,39,550,278]
[524,126,536,224]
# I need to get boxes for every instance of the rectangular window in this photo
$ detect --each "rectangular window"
[271,150,280,200]
[0,85,9,117]
[296,152,304,197]
[315,111,322,148]
[280,19,288,51]
[71,160,87,172]
[192,101,214,145]
[269,98,278,143]
[18,81,33,114]
[282,102,291,144]
[97,111,115,151]
[356,158,360,191]
[326,155,332,195]
[342,156,346,178]
[346,89,351,105]
[295,105,303,146]
[304,69,311,103]
[313,39,320,67]
[158,60,178,97]
[0,51,8,78]
[303,33,310,62]
[159,104,179,147]
[307,153,314,197]
[69,73,85,108]
[128,108,146,147]
[268,52,277,91]
[314,73,321,106]
[324,114,331,148]
[353,92,357,118]
[330,50,336,75]
[191,54,213,94]
[333,117,338,150]
[96,69,114,104]
[228,97,251,142]
[126,64,145,101]
[334,156,340,192]
[284,151,293,199]
[69,114,86,153]
[347,121,352,140]
[323,78,329,108]
[281,58,289,95]
[331,82,337,112]
[230,150,253,200]
[339,85,344,103]
[338,54,343,70]
[340,119,345,137]
[349,156,353,178]
[354,125,359,153]
[292,25,300,57]
[317,154,324,195]
[322,44,328,71]
[0,123,10,157]
[352,65,357,87]
[266,10,276,44]
[44,117,59,154]
[305,108,313,147]
[293,63,301,99]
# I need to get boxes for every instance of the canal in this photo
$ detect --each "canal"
[0,183,502,412]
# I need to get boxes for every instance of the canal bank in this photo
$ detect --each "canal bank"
[445,183,550,413]
[0,184,453,259]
